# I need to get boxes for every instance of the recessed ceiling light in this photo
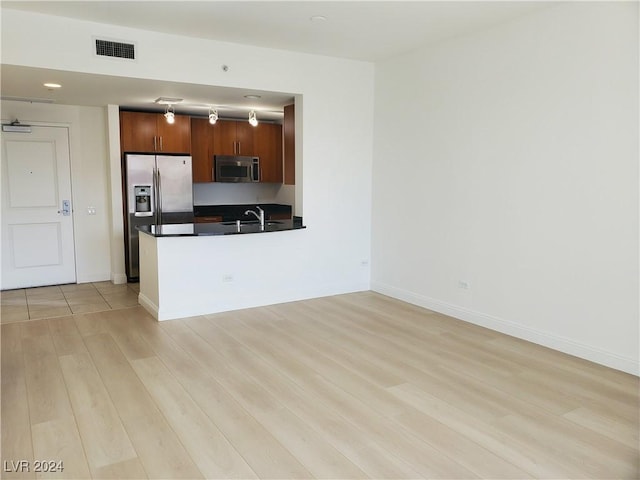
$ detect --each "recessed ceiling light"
[310,15,327,22]
[43,83,61,89]
[244,95,261,100]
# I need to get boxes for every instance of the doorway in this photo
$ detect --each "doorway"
[1,125,77,289]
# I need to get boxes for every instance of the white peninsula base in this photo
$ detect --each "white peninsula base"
[138,226,363,321]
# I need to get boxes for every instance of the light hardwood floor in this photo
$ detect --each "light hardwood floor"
[1,291,638,479]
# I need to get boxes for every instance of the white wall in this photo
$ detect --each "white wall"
[105,105,127,284]
[1,101,112,283]
[372,2,639,374]
[2,9,373,298]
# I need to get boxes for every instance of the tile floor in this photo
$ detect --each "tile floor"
[0,281,140,323]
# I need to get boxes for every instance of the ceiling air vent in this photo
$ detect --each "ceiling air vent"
[95,38,136,60]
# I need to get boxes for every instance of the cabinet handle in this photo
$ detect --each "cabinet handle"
[153,136,157,151]
[160,136,163,151]
[212,167,215,182]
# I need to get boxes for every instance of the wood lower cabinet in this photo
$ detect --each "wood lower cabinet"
[194,216,223,223]
[190,117,215,182]
[213,120,254,156]
[268,212,291,221]
[253,123,283,183]
[120,111,191,154]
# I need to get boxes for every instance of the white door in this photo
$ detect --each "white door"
[1,125,76,289]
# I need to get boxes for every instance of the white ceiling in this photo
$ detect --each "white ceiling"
[1,65,296,122]
[2,1,552,62]
[1,1,553,119]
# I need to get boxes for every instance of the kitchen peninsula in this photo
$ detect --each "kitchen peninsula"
[137,218,306,320]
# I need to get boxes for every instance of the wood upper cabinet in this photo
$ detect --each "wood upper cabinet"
[253,123,283,183]
[283,104,295,185]
[120,111,156,152]
[212,120,254,156]
[190,117,284,183]
[157,114,191,153]
[190,117,214,182]
[120,111,191,154]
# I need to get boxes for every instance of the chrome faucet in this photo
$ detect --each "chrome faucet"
[244,206,264,228]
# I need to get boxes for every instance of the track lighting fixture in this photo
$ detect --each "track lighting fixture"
[248,110,258,127]
[164,105,175,124]
[208,107,218,125]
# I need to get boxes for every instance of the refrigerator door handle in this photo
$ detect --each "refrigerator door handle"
[152,167,158,224]
[157,169,163,222]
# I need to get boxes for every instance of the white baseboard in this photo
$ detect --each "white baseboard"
[76,273,111,284]
[111,273,128,285]
[371,281,639,376]
[153,281,371,321]
[138,292,159,320]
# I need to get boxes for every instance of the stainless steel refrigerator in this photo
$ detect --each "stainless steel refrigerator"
[124,154,194,280]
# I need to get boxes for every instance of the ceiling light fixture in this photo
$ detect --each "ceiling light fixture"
[164,105,175,124]
[244,95,261,100]
[248,110,258,127]
[208,107,218,125]
[310,15,327,22]
[43,83,62,89]
[155,97,183,105]
[1,96,54,104]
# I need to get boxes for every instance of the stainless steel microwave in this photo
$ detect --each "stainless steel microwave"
[214,155,260,183]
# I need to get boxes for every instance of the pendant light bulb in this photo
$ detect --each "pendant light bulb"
[208,108,218,125]
[164,105,175,124]
[248,110,258,127]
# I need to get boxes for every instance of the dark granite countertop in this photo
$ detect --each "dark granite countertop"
[138,217,305,237]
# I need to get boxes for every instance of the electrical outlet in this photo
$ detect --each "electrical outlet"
[87,206,97,215]
[222,274,234,283]
[458,280,470,290]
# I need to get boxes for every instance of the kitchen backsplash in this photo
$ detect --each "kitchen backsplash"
[193,182,284,205]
